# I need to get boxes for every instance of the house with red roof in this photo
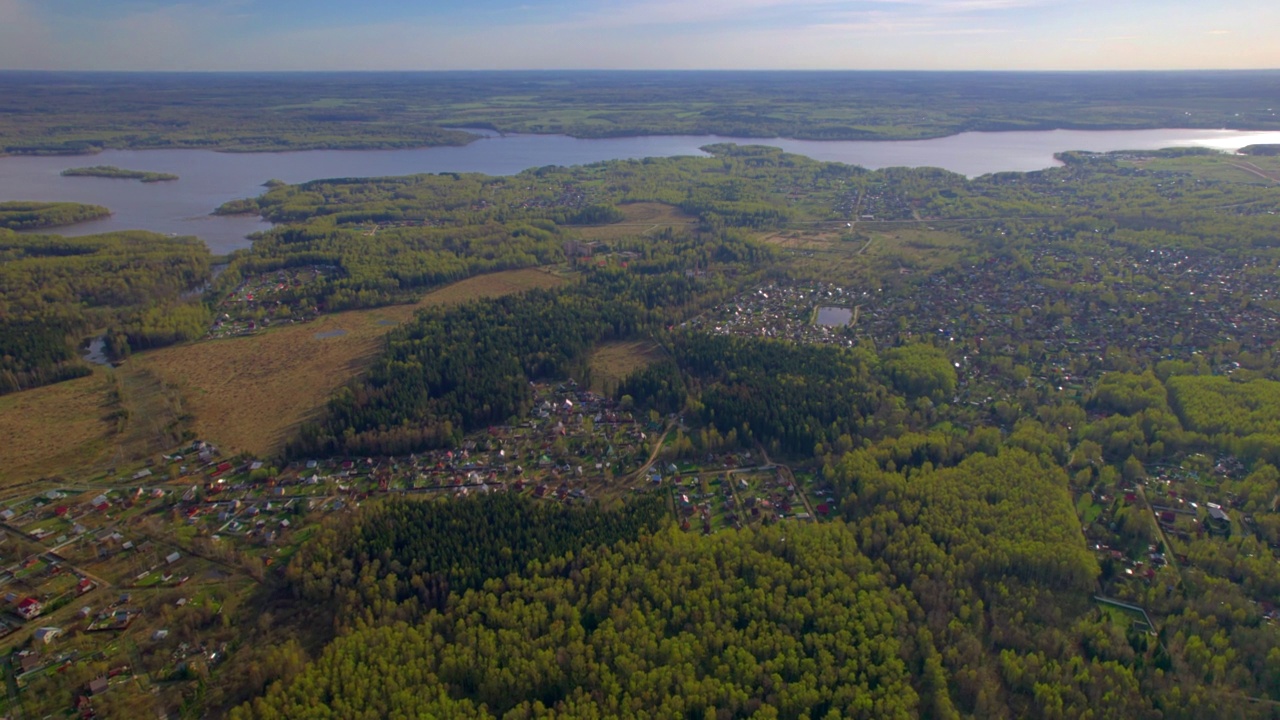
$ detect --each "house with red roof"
[17,597,42,620]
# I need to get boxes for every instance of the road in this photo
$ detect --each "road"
[625,417,680,485]
[1227,160,1280,184]
[757,445,817,520]
[1135,484,1184,583]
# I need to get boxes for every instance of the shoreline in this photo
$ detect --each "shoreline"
[4,124,1279,159]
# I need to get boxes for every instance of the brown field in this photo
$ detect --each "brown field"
[0,268,568,485]
[587,339,666,394]
[0,362,194,489]
[573,202,695,242]
[117,267,570,458]
[0,371,115,488]
[617,202,693,223]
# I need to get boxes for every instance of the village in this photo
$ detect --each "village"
[0,378,833,717]
[1077,453,1280,627]
[685,267,1280,633]
[695,242,1280,405]
[205,264,338,339]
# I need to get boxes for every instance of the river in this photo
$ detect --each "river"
[2,128,1279,254]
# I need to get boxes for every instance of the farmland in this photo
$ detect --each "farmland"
[0,366,187,490]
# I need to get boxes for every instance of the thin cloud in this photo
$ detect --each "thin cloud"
[0,0,1275,71]
[0,0,56,68]
[811,19,1007,36]
[871,0,1052,10]
[559,0,1054,30]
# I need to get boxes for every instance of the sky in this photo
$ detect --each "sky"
[0,0,1277,72]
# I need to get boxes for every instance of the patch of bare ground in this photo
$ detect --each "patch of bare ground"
[588,339,666,395]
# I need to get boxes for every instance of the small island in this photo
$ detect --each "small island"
[61,165,179,182]
[0,201,111,230]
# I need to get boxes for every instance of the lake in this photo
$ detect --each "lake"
[3,128,1279,254]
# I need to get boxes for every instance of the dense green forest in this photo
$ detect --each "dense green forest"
[0,200,111,229]
[240,522,922,720]
[287,493,669,627]
[61,165,179,182]
[2,71,1279,155]
[0,229,210,392]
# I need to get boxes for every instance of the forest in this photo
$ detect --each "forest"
[241,522,923,720]
[2,71,1279,155]
[0,229,210,393]
[0,200,111,229]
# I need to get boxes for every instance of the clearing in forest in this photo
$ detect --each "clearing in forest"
[128,267,568,458]
[588,339,666,395]
[764,226,974,280]
[573,202,695,242]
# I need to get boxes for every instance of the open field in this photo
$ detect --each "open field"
[588,339,667,394]
[1120,154,1280,184]
[763,225,975,282]
[131,268,568,457]
[403,266,569,305]
[0,371,115,487]
[573,202,695,242]
[0,267,568,484]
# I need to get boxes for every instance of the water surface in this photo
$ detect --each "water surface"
[3,128,1278,254]
[816,307,854,327]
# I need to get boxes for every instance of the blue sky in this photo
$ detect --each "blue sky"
[1,0,1276,71]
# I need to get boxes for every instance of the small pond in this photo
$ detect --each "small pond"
[815,307,853,327]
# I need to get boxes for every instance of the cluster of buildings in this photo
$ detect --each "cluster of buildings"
[207,264,336,338]
[687,283,862,346]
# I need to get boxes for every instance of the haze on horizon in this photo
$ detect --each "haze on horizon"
[0,0,1277,73]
